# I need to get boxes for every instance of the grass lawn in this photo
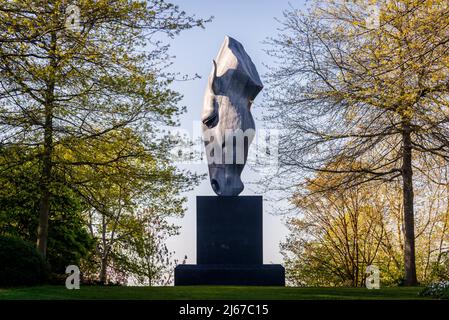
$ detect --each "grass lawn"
[0,285,429,300]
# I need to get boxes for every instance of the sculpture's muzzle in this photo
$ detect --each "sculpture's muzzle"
[208,164,244,196]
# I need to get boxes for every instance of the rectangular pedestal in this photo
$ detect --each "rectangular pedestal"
[175,264,285,286]
[174,196,285,286]
[197,196,262,265]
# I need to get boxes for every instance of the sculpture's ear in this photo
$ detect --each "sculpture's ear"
[208,60,220,95]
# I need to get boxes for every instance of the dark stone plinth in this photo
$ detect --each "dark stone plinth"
[174,196,285,286]
[197,196,262,265]
[175,264,285,286]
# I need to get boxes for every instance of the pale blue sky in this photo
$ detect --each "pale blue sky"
[164,0,306,265]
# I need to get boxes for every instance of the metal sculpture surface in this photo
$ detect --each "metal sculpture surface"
[202,36,263,196]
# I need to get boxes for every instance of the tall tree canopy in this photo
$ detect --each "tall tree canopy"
[0,0,208,258]
[264,0,449,285]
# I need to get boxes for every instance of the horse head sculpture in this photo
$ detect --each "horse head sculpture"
[202,36,263,196]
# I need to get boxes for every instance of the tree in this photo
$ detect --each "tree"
[282,170,391,287]
[0,146,94,273]
[264,0,449,285]
[0,0,209,258]
[114,208,185,286]
[283,167,449,286]
[67,128,196,284]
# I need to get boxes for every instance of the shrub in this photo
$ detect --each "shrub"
[420,281,449,299]
[0,236,49,286]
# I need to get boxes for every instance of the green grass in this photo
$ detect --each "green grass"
[0,285,429,300]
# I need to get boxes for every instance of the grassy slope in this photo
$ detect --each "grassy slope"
[0,286,428,300]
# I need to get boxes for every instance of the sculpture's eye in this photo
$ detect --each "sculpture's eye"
[202,98,219,128]
[202,113,217,128]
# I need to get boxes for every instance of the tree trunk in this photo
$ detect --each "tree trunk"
[36,101,54,258]
[36,30,57,258]
[99,214,109,284]
[401,125,418,285]
[100,255,108,284]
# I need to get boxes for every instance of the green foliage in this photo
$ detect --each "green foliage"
[282,237,349,287]
[0,0,208,259]
[113,209,185,286]
[0,147,95,274]
[0,236,49,286]
[73,129,197,284]
[420,281,449,299]
[282,182,407,287]
[0,0,211,147]
[264,0,449,287]
[46,209,95,274]
[283,177,449,287]
[0,0,205,278]
[428,252,449,283]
